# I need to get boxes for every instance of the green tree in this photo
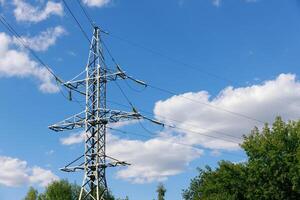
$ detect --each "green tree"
[183,161,246,200]
[183,117,300,200]
[157,183,166,200]
[242,117,300,199]
[24,187,38,200]
[43,180,73,200]
[25,180,116,200]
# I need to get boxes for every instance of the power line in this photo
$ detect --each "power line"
[57,1,260,146]
[2,4,247,191]
[109,82,262,140]
[108,126,245,159]
[62,0,108,61]
[67,0,266,125]
[62,0,91,44]
[106,32,237,85]
[0,9,251,151]
[0,15,62,83]
[108,99,243,141]
[114,81,136,109]
[0,14,78,104]
[107,100,242,143]
[99,33,265,124]
[103,29,298,111]
[102,40,118,65]
[110,76,242,144]
[124,79,147,93]
[147,84,265,124]
[114,78,242,145]
[75,0,94,27]
[98,35,283,125]
[102,43,264,124]
[164,122,239,144]
[110,62,242,144]
[69,2,281,126]
[113,68,244,145]
[0,14,89,110]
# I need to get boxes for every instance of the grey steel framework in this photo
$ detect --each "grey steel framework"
[49,26,161,200]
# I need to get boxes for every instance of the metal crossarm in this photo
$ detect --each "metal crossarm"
[60,157,130,173]
[62,67,147,96]
[49,111,86,131]
[49,109,143,132]
[63,71,123,89]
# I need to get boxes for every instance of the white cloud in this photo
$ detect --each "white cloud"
[13,0,63,23]
[212,0,221,7]
[154,74,300,150]
[82,0,111,7]
[108,133,203,183]
[60,131,203,183]
[210,149,221,157]
[15,26,66,52]
[29,167,58,187]
[0,156,59,187]
[59,74,300,182]
[60,132,85,145]
[0,32,59,93]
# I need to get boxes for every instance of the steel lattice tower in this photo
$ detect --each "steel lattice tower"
[49,26,160,200]
[81,26,108,199]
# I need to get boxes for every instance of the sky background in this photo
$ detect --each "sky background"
[1,0,300,199]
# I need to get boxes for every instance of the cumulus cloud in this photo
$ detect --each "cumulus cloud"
[60,131,203,183]
[0,156,58,187]
[13,0,63,23]
[82,0,111,7]
[0,32,59,93]
[154,74,300,150]
[15,26,66,52]
[108,134,202,183]
[59,74,300,183]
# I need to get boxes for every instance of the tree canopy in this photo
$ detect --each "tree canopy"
[183,117,300,200]
[156,183,166,200]
[24,180,117,200]
[24,187,38,200]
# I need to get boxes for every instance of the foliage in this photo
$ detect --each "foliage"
[182,162,246,200]
[24,180,117,200]
[24,187,38,200]
[183,117,300,200]
[42,180,73,200]
[157,183,166,200]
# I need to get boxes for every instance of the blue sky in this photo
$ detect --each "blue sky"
[1,0,300,199]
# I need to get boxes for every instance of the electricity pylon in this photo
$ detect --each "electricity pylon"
[49,26,161,200]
